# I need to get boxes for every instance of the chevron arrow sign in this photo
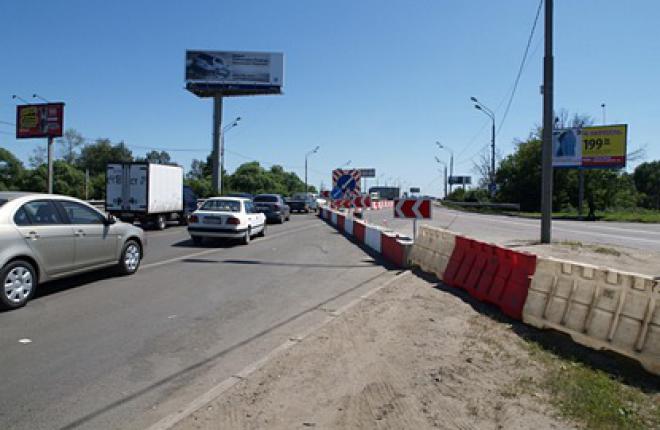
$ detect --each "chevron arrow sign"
[394,198,432,219]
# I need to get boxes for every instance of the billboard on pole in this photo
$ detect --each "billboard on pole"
[581,124,627,168]
[553,124,627,168]
[185,50,284,97]
[16,103,64,139]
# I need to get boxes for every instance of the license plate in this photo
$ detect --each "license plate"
[203,217,222,224]
[256,206,269,211]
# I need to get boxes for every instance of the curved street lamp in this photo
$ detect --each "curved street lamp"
[220,116,241,195]
[305,145,320,193]
[471,97,496,196]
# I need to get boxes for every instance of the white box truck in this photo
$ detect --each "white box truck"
[106,162,191,230]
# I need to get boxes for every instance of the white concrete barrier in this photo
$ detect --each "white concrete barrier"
[523,256,660,375]
[331,211,338,226]
[365,225,382,253]
[409,226,457,279]
[344,215,354,236]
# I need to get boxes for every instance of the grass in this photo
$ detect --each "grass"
[524,342,660,430]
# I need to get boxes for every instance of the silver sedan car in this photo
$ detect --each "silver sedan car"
[0,192,146,310]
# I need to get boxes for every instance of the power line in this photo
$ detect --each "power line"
[496,0,543,136]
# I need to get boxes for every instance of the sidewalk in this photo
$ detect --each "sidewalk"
[173,272,575,430]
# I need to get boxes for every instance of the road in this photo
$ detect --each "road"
[0,215,399,430]
[365,204,660,253]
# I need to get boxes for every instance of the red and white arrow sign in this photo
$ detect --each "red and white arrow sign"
[394,198,432,219]
[334,196,372,208]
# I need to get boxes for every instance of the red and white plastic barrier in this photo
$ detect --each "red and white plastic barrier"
[319,207,411,268]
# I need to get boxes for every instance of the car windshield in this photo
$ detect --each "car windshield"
[201,199,241,212]
[254,195,278,203]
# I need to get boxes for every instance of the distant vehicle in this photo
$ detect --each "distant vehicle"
[370,192,380,201]
[0,192,145,310]
[254,194,291,223]
[187,197,266,245]
[286,192,318,213]
[226,192,254,201]
[368,186,400,200]
[106,163,197,230]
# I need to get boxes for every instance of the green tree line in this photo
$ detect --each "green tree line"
[448,123,658,215]
[0,129,314,199]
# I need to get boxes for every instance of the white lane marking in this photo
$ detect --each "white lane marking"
[18,338,32,344]
[436,208,660,237]
[141,222,320,270]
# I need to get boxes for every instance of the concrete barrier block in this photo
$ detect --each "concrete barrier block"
[523,256,660,375]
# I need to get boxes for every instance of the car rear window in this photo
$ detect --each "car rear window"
[254,195,278,203]
[201,199,241,212]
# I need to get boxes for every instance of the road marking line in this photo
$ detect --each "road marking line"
[141,222,320,270]
[144,270,410,430]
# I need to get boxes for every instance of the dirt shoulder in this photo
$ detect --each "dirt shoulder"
[173,272,577,430]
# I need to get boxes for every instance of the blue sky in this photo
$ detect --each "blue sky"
[2,0,659,195]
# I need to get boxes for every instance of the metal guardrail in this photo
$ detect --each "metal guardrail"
[439,201,521,211]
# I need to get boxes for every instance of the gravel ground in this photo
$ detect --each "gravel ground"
[173,272,575,430]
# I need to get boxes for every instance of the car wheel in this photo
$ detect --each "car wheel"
[155,215,167,230]
[286,214,290,221]
[192,236,203,246]
[0,260,37,310]
[242,228,251,245]
[279,215,285,224]
[118,240,142,275]
[258,224,266,237]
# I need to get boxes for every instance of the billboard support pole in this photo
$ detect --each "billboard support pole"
[578,168,585,219]
[212,95,223,195]
[47,136,54,194]
[540,0,554,244]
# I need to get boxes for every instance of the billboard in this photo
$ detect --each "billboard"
[449,176,471,185]
[358,168,376,178]
[185,50,284,97]
[16,103,64,139]
[581,125,627,168]
[553,124,627,169]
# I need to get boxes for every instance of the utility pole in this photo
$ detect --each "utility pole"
[211,95,223,195]
[47,136,54,194]
[491,118,496,194]
[601,103,606,125]
[540,0,554,243]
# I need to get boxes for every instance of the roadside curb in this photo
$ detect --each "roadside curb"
[144,270,411,430]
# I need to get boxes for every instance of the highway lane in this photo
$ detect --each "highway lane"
[0,214,399,430]
[365,204,660,252]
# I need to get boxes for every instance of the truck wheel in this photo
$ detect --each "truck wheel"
[117,240,142,275]
[0,260,37,310]
[155,215,167,230]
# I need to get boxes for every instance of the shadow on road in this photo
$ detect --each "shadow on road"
[412,269,660,393]
[178,258,378,269]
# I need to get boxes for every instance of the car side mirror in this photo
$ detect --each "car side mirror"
[105,213,117,225]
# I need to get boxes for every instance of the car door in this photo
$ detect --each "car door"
[13,200,75,276]
[243,201,260,231]
[55,200,119,269]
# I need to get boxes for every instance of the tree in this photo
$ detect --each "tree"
[77,139,133,175]
[633,161,660,209]
[141,150,172,164]
[58,128,85,164]
[0,147,24,190]
[28,146,47,168]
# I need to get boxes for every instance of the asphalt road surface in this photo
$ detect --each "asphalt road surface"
[366,204,660,253]
[0,214,400,430]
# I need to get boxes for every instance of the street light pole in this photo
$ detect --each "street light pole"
[220,116,241,196]
[436,141,454,194]
[540,0,554,243]
[471,97,496,196]
[305,146,320,193]
[435,156,448,199]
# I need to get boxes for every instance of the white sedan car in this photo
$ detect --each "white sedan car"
[187,197,266,245]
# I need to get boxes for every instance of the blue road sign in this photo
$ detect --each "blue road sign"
[331,174,357,199]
